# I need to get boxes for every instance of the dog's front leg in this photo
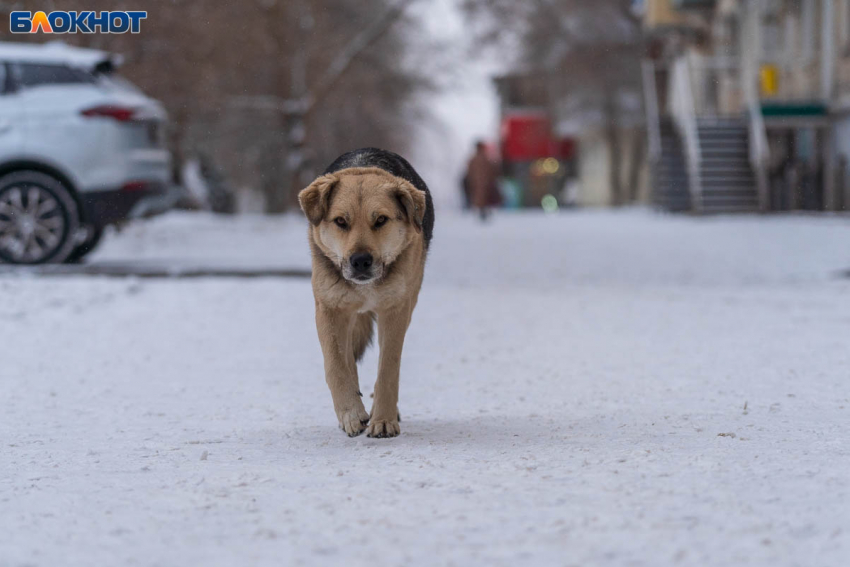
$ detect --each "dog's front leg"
[315,304,369,436]
[367,305,411,438]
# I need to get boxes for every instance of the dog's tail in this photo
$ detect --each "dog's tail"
[352,312,375,362]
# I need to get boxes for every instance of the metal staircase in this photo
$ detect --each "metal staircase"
[697,119,759,212]
[653,118,759,213]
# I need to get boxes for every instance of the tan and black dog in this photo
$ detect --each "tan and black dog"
[298,148,434,438]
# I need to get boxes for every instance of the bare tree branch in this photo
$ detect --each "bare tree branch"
[228,0,417,115]
[229,95,308,115]
[306,0,419,111]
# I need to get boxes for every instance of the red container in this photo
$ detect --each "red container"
[500,112,574,162]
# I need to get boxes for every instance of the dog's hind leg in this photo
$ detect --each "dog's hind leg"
[315,304,370,437]
[352,312,375,363]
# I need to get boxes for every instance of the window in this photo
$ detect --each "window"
[16,63,95,88]
[763,16,782,58]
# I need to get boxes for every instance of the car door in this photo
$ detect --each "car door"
[0,62,25,160]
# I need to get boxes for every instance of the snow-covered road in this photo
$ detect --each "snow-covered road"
[2,210,849,566]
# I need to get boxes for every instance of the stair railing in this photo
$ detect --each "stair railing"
[742,0,770,211]
[747,100,770,211]
[641,59,662,165]
[669,55,703,212]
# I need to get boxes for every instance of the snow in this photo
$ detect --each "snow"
[2,209,849,566]
[90,212,311,270]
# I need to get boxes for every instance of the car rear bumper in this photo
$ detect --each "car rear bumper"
[80,180,178,228]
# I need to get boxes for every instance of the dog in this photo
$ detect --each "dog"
[298,148,434,438]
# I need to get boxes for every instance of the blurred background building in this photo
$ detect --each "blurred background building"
[468,0,850,213]
[643,0,850,213]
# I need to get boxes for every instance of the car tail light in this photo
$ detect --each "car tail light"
[81,105,136,122]
[120,181,150,192]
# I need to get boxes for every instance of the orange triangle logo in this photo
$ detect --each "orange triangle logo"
[31,11,53,33]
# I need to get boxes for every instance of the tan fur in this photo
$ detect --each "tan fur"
[298,167,427,438]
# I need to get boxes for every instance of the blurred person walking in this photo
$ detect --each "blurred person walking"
[465,141,500,221]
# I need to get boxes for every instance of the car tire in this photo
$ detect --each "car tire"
[64,226,104,264]
[0,170,80,264]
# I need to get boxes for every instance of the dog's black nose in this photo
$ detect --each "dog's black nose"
[350,252,373,273]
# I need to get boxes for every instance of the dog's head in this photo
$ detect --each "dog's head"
[298,167,426,285]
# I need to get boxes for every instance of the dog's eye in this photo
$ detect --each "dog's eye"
[334,217,348,229]
[374,215,388,228]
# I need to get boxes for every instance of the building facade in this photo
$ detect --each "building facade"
[644,0,850,212]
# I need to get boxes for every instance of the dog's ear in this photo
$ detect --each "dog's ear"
[298,174,339,225]
[394,180,427,233]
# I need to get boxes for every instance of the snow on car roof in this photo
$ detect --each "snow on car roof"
[0,41,122,69]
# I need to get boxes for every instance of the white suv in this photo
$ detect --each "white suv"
[0,41,172,264]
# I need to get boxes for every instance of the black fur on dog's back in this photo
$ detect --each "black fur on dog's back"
[323,148,434,248]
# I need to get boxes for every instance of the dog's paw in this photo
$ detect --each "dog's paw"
[338,407,370,437]
[365,418,400,438]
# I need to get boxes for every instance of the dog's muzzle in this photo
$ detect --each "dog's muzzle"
[345,252,380,284]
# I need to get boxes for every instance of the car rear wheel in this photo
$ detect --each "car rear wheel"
[0,171,80,264]
[64,226,104,264]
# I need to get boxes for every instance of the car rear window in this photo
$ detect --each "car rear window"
[17,63,96,88]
